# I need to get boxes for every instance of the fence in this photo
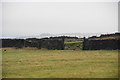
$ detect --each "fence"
[83,39,119,50]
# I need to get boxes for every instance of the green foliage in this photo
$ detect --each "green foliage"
[2,48,118,78]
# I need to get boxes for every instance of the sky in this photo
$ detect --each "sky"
[1,0,119,38]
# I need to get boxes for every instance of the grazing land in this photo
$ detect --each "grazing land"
[64,41,83,50]
[2,48,118,78]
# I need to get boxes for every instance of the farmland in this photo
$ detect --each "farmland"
[2,48,118,78]
[64,41,83,50]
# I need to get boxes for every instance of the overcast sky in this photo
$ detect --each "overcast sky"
[1,0,118,37]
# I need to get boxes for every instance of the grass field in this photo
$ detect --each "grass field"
[2,48,118,78]
[64,41,83,50]
[64,41,82,44]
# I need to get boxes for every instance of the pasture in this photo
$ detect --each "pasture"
[64,41,83,50]
[2,48,118,78]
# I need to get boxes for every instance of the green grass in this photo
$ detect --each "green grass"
[2,48,118,78]
[0,48,2,79]
[64,41,83,50]
[64,41,82,44]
